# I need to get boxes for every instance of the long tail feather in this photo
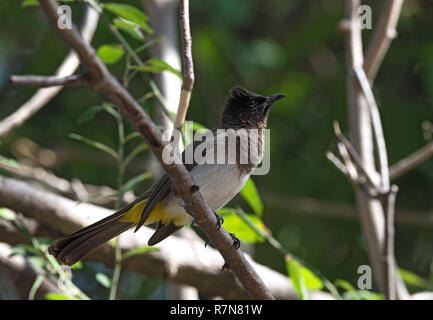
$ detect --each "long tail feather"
[49,218,134,266]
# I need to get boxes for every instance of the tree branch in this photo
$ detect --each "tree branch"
[173,0,194,134]
[389,140,433,180]
[24,0,273,299]
[0,6,99,137]
[364,0,405,84]
[9,74,89,88]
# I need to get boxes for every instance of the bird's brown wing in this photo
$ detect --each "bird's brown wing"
[135,129,217,233]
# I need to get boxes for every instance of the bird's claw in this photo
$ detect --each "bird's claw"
[229,233,241,249]
[213,211,224,230]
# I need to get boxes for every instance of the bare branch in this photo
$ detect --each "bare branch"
[30,0,272,299]
[383,185,399,300]
[173,0,195,134]
[325,151,349,176]
[10,74,88,88]
[389,140,433,180]
[354,67,390,190]
[0,154,131,204]
[364,0,405,83]
[0,6,99,137]
[261,191,433,228]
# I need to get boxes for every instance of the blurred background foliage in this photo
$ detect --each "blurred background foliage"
[1,0,433,299]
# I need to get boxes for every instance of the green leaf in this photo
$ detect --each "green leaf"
[10,245,28,257]
[120,172,151,194]
[334,279,362,300]
[131,58,182,80]
[122,143,148,169]
[0,156,21,169]
[356,290,384,300]
[44,293,78,300]
[335,279,384,300]
[77,105,104,124]
[0,208,16,221]
[285,257,308,300]
[113,18,144,41]
[240,178,263,216]
[217,209,265,243]
[102,103,121,120]
[399,268,429,288]
[301,265,324,290]
[191,121,208,132]
[103,3,153,34]
[123,132,141,144]
[28,256,46,269]
[122,246,159,261]
[21,0,39,7]
[10,244,40,256]
[96,273,112,288]
[97,44,125,65]
[69,133,118,159]
[70,261,83,269]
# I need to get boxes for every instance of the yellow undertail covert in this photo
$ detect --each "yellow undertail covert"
[118,199,184,226]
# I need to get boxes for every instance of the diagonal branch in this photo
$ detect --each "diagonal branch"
[0,6,99,137]
[389,140,433,180]
[10,74,89,88]
[28,0,273,299]
[364,0,405,84]
[354,67,390,190]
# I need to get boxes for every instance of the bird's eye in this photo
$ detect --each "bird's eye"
[248,98,255,106]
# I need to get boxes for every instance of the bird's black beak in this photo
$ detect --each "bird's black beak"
[264,93,286,108]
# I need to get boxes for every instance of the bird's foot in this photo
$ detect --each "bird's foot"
[229,233,241,249]
[213,211,224,230]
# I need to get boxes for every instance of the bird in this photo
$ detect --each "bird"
[48,86,286,266]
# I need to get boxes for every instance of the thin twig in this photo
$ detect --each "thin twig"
[0,6,99,137]
[354,67,390,191]
[10,74,89,88]
[173,0,194,134]
[333,121,378,189]
[364,0,405,84]
[389,140,433,180]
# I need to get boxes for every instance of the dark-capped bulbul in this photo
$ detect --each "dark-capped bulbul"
[48,86,286,266]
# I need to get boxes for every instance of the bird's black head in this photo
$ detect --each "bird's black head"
[221,86,286,129]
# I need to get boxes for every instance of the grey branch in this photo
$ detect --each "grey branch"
[261,191,433,228]
[340,0,407,299]
[354,67,390,190]
[0,243,63,299]
[0,154,132,204]
[0,175,334,300]
[10,74,89,88]
[173,0,195,133]
[0,6,99,137]
[364,0,405,84]
[389,140,433,180]
[26,0,272,299]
